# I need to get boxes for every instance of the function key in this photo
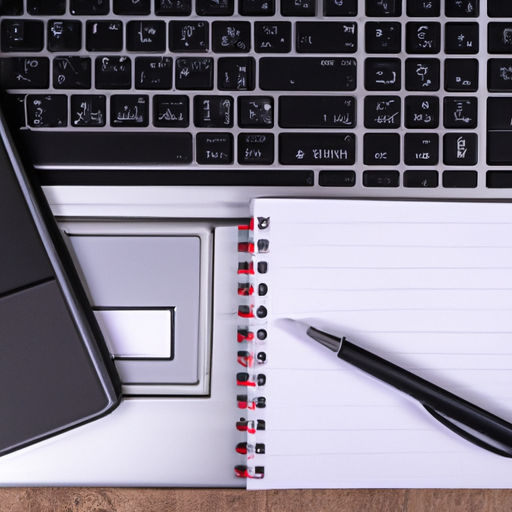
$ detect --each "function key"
[155,0,191,15]
[0,0,23,15]
[445,23,479,54]
[254,22,291,53]
[196,0,234,15]
[365,22,401,54]
[95,56,131,89]
[111,95,149,127]
[404,96,439,128]
[488,23,512,54]
[153,95,189,127]
[212,21,251,53]
[196,133,233,165]
[218,57,255,91]
[114,0,150,14]
[366,0,401,17]
[281,0,316,16]
[364,58,401,91]
[53,56,91,89]
[239,96,273,128]
[27,0,65,15]
[444,59,478,92]
[297,22,357,54]
[27,95,67,128]
[318,170,356,187]
[238,133,275,165]
[403,170,438,188]
[364,95,400,128]
[363,133,400,165]
[489,3,512,17]
[488,59,512,92]
[169,21,208,52]
[194,95,234,128]
[443,97,477,129]
[0,57,49,88]
[404,133,439,165]
[442,170,477,188]
[71,95,106,127]
[1,20,44,52]
[70,0,110,15]
[406,0,440,17]
[406,22,440,54]
[135,56,173,89]
[443,133,477,165]
[175,57,213,90]
[324,0,357,16]
[363,170,399,187]
[86,21,123,52]
[48,21,82,52]
[126,21,166,52]
[445,0,478,17]
[239,0,275,15]
[405,58,440,91]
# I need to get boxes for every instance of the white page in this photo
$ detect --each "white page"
[242,199,512,489]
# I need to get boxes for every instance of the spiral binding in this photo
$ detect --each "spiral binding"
[235,216,270,480]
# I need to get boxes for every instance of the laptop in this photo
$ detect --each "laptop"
[0,0,510,486]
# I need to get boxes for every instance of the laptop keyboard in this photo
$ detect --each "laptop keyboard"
[0,0,512,193]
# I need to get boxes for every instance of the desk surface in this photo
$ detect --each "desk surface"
[0,489,511,511]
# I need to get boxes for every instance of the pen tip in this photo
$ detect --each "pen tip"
[306,326,341,353]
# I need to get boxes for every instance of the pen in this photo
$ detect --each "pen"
[306,325,512,458]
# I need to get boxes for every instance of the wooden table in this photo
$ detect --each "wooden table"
[0,489,511,511]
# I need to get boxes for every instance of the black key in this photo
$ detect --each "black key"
[365,22,401,54]
[169,21,209,52]
[28,0,65,14]
[297,22,357,54]
[404,96,439,128]
[405,58,440,91]
[254,22,291,53]
[48,21,82,52]
[324,0,357,16]
[212,22,251,53]
[27,95,67,128]
[196,133,233,164]
[487,97,512,130]
[86,21,123,52]
[238,133,275,165]
[364,58,400,91]
[218,57,255,91]
[95,56,131,89]
[487,132,512,164]
[135,57,173,90]
[444,97,477,129]
[196,0,234,15]
[71,0,110,14]
[403,170,438,188]
[488,59,512,92]
[443,133,477,166]
[487,171,512,188]
[281,0,315,16]
[366,0,401,16]
[364,96,400,128]
[0,57,49,89]
[363,170,399,187]
[442,170,477,188]
[175,57,213,90]
[239,0,275,15]
[318,170,356,187]
[111,95,149,127]
[445,23,479,54]
[1,20,44,52]
[406,0,440,16]
[239,96,273,128]
[53,56,91,89]
[279,95,356,128]
[444,59,478,92]
[445,0,478,17]
[279,133,355,165]
[114,0,151,14]
[260,57,356,91]
[194,95,233,128]
[70,95,106,127]
[126,21,166,52]
[155,0,191,15]
[489,3,512,17]
[406,22,440,54]
[404,133,439,165]
[363,133,400,165]
[0,0,23,15]
[489,23,512,54]
[153,95,189,127]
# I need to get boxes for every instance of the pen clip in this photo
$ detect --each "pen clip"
[423,404,512,458]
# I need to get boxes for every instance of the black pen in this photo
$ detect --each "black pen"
[307,325,512,458]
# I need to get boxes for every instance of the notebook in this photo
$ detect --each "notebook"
[235,198,512,489]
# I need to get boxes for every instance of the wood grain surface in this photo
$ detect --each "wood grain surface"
[0,489,511,512]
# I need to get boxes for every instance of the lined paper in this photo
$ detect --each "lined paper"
[247,199,512,489]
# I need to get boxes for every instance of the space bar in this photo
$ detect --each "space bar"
[20,131,193,167]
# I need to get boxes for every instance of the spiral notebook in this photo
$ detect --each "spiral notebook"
[235,198,512,489]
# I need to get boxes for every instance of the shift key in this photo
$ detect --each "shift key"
[279,133,355,165]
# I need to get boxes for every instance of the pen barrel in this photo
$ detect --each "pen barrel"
[339,340,512,457]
